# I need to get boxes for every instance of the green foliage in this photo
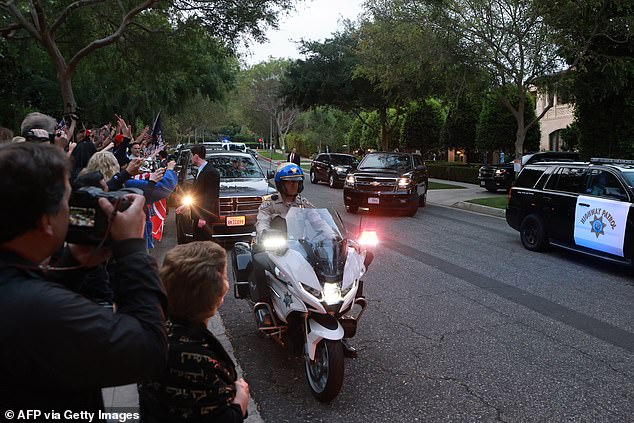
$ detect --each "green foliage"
[347,110,399,151]
[292,107,353,154]
[425,163,480,184]
[400,99,445,155]
[442,96,480,152]
[281,31,382,111]
[536,0,634,159]
[284,133,310,157]
[1,0,293,122]
[476,89,540,154]
[345,117,364,150]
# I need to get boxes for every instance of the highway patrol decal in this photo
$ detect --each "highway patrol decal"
[574,195,630,257]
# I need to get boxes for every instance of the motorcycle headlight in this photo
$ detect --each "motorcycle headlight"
[323,282,342,305]
[262,235,287,250]
[301,283,321,299]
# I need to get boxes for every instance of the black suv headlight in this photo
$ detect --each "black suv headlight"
[397,177,413,189]
[345,174,355,187]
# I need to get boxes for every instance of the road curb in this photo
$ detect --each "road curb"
[453,201,506,218]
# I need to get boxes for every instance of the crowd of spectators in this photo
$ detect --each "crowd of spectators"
[0,111,249,422]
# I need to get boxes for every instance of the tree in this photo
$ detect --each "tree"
[0,0,294,114]
[373,0,613,163]
[442,95,480,161]
[400,99,445,155]
[293,107,354,154]
[476,89,540,158]
[282,30,401,151]
[239,59,299,151]
[536,0,634,159]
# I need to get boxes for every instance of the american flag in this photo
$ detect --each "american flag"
[133,172,166,242]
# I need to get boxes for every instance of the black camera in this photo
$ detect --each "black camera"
[66,186,143,245]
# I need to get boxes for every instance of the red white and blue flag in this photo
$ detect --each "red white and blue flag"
[133,172,166,241]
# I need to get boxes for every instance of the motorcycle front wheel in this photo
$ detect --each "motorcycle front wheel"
[304,339,344,403]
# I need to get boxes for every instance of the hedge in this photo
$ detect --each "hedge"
[426,164,480,184]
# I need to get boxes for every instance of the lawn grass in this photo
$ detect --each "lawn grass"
[428,181,466,190]
[466,196,508,209]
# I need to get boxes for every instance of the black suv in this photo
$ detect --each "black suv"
[479,151,579,192]
[309,153,359,188]
[506,158,634,265]
[172,150,274,244]
[343,151,428,216]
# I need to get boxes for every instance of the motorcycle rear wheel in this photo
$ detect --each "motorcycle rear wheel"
[304,339,344,403]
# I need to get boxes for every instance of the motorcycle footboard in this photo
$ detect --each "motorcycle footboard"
[305,314,344,361]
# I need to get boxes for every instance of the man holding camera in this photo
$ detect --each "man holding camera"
[0,143,168,411]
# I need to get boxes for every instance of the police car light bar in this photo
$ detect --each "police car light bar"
[590,157,634,165]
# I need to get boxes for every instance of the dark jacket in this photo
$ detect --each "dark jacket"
[71,139,97,180]
[139,321,244,423]
[191,162,220,224]
[287,151,301,166]
[0,239,168,411]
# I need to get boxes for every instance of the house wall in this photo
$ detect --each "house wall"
[535,92,574,151]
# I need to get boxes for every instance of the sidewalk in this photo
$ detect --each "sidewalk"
[427,178,506,218]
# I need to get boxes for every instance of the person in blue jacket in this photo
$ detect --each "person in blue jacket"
[125,160,177,249]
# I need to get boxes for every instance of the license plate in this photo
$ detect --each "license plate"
[368,197,380,204]
[226,216,245,226]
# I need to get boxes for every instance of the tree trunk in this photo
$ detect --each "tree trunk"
[58,70,77,115]
[379,106,388,151]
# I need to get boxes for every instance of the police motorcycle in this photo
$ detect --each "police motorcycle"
[232,207,377,402]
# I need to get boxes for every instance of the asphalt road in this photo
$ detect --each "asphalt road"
[154,163,634,422]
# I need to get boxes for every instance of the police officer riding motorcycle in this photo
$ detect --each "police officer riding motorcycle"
[252,163,358,358]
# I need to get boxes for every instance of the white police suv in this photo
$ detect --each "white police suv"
[506,158,634,265]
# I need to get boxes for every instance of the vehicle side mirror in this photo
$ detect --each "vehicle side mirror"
[267,170,275,179]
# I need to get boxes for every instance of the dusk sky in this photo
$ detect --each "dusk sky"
[241,0,365,66]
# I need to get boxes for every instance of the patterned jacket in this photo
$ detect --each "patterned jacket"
[139,321,244,423]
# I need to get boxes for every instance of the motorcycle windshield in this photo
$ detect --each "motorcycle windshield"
[285,208,348,283]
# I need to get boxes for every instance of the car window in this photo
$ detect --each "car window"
[545,167,586,193]
[413,155,423,167]
[360,154,411,170]
[207,155,264,178]
[620,170,634,187]
[583,169,628,200]
[515,167,546,188]
[330,155,356,165]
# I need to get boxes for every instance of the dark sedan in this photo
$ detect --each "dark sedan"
[309,153,358,188]
[343,152,428,216]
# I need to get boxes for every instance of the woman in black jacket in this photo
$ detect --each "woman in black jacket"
[139,241,249,422]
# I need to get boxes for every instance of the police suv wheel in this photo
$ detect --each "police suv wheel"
[520,214,548,252]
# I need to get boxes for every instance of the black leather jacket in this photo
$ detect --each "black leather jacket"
[0,239,168,412]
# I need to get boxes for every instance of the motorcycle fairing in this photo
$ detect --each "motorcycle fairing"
[306,316,344,360]
[269,248,320,291]
[269,277,307,323]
